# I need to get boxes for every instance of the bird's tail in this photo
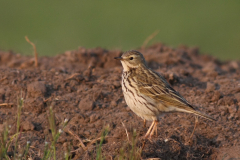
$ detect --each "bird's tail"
[190,110,216,121]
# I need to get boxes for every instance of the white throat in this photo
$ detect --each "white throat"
[120,61,130,71]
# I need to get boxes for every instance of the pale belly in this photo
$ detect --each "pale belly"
[122,78,160,121]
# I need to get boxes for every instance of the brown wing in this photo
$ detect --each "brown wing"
[130,68,215,121]
[133,69,195,112]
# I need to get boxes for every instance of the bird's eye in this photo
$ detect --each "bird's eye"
[129,57,133,60]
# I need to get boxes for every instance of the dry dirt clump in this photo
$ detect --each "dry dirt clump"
[0,44,240,159]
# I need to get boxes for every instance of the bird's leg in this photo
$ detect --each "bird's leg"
[143,119,146,128]
[190,116,198,138]
[145,121,155,138]
[150,120,158,138]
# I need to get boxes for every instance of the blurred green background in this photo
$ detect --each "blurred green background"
[0,1,240,60]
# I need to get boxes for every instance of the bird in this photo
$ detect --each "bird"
[114,50,215,139]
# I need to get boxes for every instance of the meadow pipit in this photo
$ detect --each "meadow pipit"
[115,50,215,138]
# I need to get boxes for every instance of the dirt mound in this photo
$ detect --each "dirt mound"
[0,44,240,159]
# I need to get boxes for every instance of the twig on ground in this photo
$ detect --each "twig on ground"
[190,116,198,139]
[0,103,14,106]
[141,30,159,50]
[67,129,86,150]
[0,76,7,82]
[121,121,130,142]
[25,36,38,67]
[86,136,110,150]
[43,97,52,103]
[65,73,83,82]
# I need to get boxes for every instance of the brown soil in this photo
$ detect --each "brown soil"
[0,43,240,160]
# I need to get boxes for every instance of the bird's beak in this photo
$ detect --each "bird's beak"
[114,57,123,60]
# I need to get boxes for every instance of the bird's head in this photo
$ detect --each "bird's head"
[114,50,147,71]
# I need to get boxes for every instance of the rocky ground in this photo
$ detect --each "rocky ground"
[0,43,240,159]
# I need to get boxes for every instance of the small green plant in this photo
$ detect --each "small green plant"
[13,97,24,160]
[0,96,31,160]
[64,143,71,160]
[95,126,109,160]
[42,106,68,160]
[23,141,30,160]
[0,96,69,160]
[0,124,11,159]
[0,97,144,160]
[118,129,142,160]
